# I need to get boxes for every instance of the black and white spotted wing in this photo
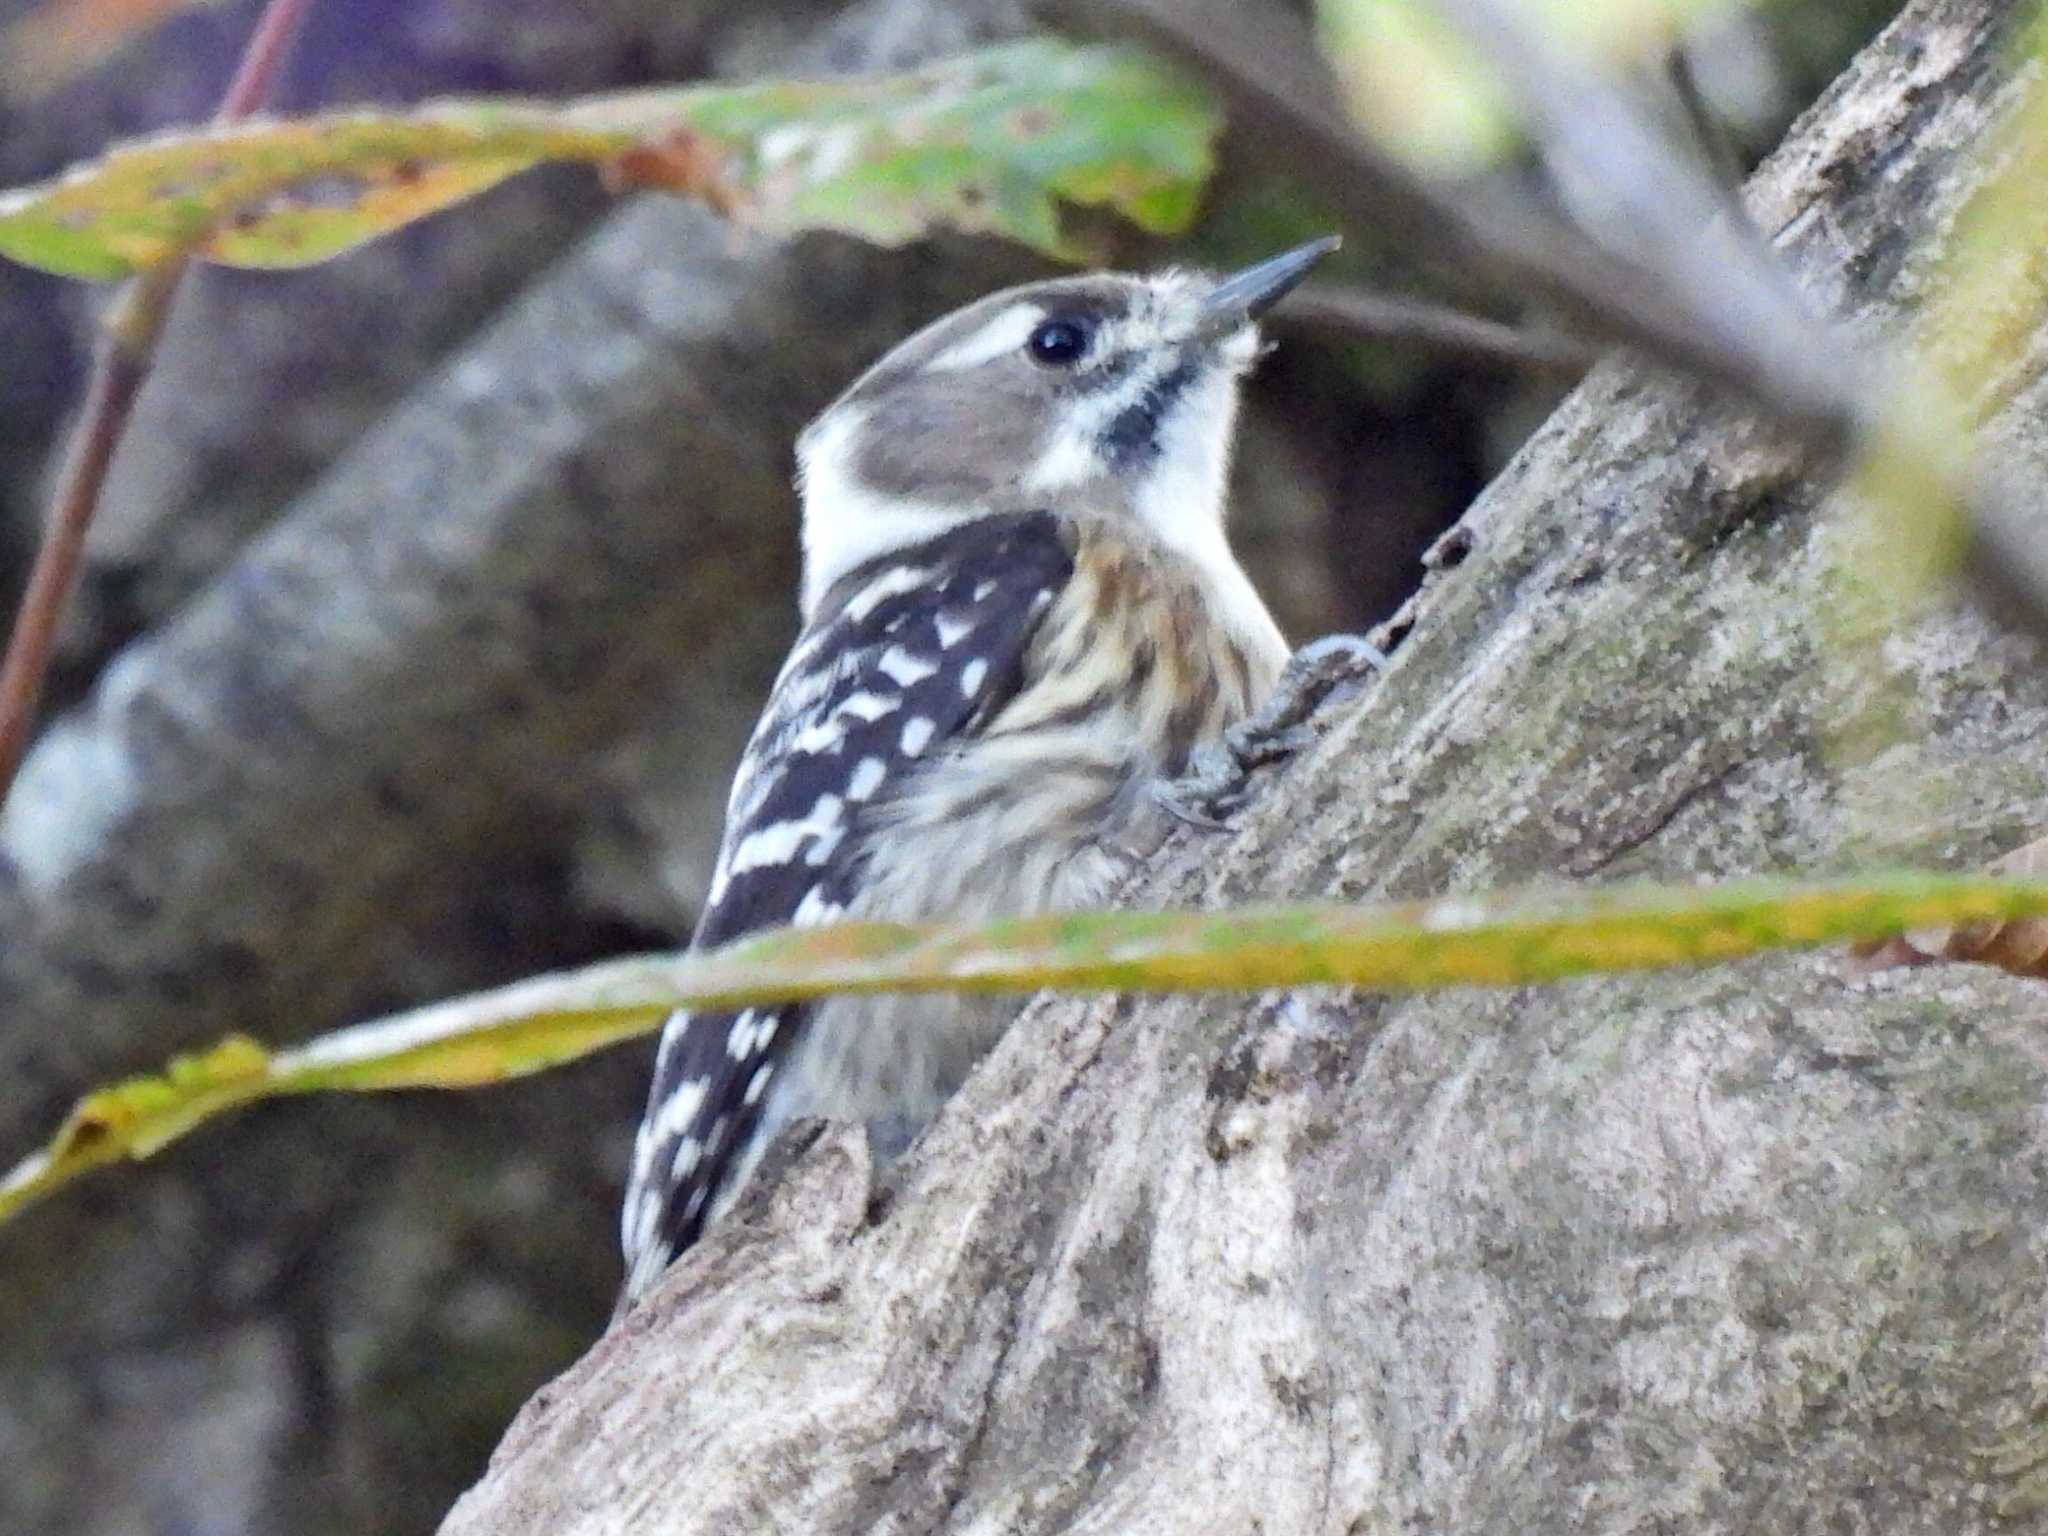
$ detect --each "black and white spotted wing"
[619,510,1071,1300]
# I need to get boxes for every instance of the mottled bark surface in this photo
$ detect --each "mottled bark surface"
[440,1,2048,1531]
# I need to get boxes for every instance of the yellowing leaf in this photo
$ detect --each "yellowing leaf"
[1316,0,1748,172]
[0,40,1219,278]
[7,870,2048,1231]
[0,1035,271,1221]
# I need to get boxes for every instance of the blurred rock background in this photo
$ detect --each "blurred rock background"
[0,0,1901,1530]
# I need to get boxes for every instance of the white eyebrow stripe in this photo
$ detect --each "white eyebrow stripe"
[926,303,1043,372]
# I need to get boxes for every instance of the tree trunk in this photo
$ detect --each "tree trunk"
[440,1,2048,1530]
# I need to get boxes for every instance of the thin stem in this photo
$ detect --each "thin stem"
[0,338,146,792]
[1282,283,1594,377]
[215,0,317,123]
[0,0,317,802]
[1665,44,1748,203]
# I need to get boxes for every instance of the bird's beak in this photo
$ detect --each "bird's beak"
[1194,235,1341,339]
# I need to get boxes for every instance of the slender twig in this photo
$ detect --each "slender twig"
[214,0,316,119]
[0,0,317,802]
[1666,43,1748,199]
[1281,283,1594,376]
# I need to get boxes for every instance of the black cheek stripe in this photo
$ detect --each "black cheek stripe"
[1098,359,1196,469]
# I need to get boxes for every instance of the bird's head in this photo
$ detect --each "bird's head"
[794,237,1338,617]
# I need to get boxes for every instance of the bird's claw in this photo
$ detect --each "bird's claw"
[1252,633,1390,738]
[1155,632,1389,828]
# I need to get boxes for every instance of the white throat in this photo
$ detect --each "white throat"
[1031,357,1283,662]
[796,405,974,620]
[1131,368,1286,661]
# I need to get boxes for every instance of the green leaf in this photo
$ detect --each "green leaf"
[0,40,1220,278]
[5,870,2045,1231]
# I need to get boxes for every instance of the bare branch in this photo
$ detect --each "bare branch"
[0,300,153,799]
[1433,0,1853,416]
[214,0,317,119]
[1431,0,2045,643]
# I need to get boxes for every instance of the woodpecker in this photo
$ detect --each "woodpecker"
[617,237,1347,1311]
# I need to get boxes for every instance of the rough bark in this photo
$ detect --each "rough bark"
[440,1,2048,1531]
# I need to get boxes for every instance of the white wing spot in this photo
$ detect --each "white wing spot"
[669,1136,702,1178]
[652,1077,708,1141]
[790,716,849,756]
[835,690,899,724]
[971,579,998,602]
[726,1009,763,1060]
[627,1188,661,1252]
[934,611,975,649]
[804,822,848,866]
[900,716,936,755]
[682,1187,708,1222]
[729,796,845,874]
[744,1064,775,1106]
[652,1012,688,1076]
[846,756,888,801]
[793,889,845,926]
[877,645,939,688]
[630,1114,660,1170]
[960,657,989,697]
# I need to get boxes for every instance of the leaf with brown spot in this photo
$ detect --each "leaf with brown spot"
[599,126,751,216]
[0,40,1221,279]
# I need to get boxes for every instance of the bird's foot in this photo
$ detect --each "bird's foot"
[1155,633,1389,828]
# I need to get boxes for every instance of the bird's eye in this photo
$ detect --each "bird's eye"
[1027,317,1091,367]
